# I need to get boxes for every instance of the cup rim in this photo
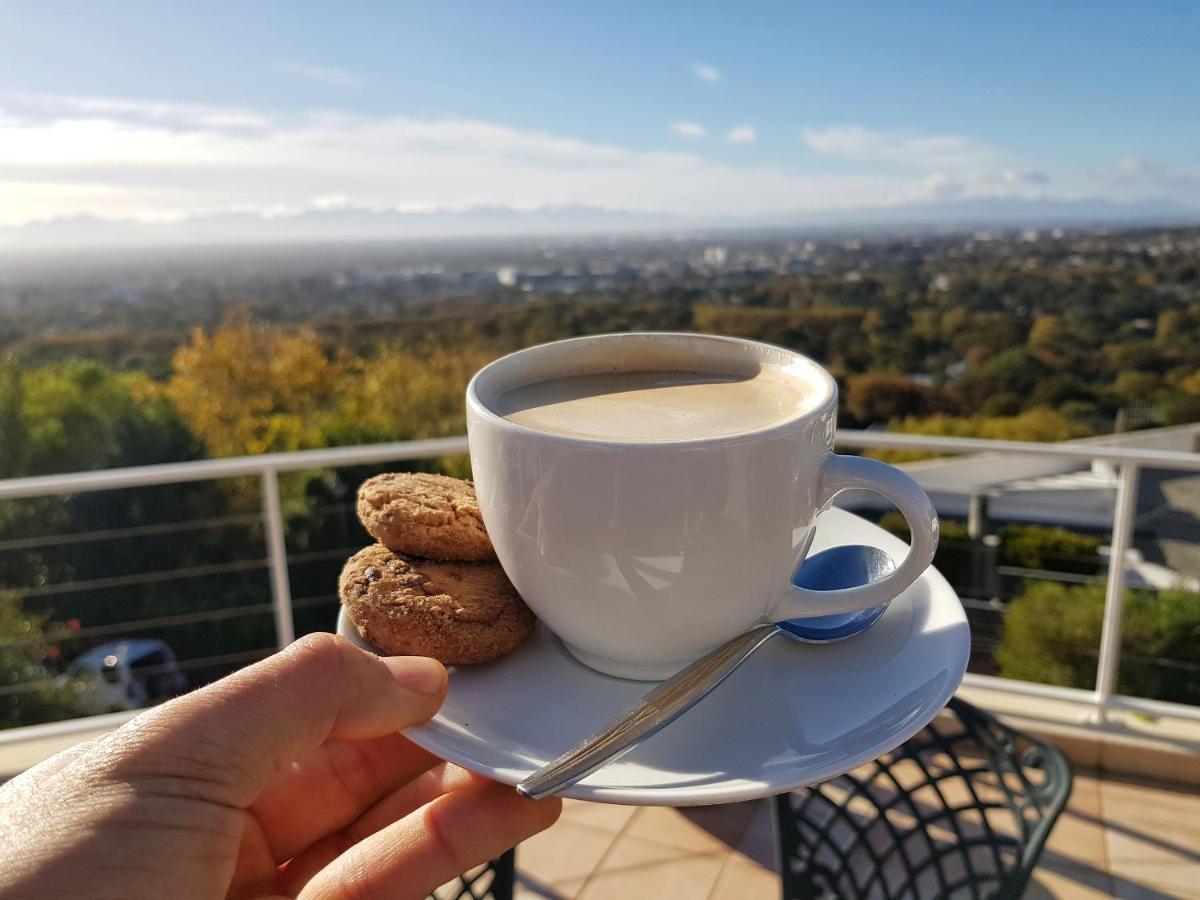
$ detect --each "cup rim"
[466,332,838,448]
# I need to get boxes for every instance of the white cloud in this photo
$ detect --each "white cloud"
[804,124,992,170]
[670,121,706,139]
[2,91,1181,229]
[0,91,270,130]
[1093,156,1199,191]
[725,125,756,144]
[275,61,363,88]
[0,95,935,225]
[924,168,1053,200]
[693,63,722,84]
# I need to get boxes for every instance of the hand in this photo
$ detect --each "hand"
[0,633,560,899]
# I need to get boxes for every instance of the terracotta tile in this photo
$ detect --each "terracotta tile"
[515,876,583,899]
[575,836,726,900]
[1106,826,1200,868]
[1024,862,1115,899]
[622,805,734,852]
[708,854,779,900]
[1069,772,1104,817]
[515,819,621,887]
[1042,812,1109,871]
[1110,866,1200,899]
[1100,778,1200,839]
[558,799,639,833]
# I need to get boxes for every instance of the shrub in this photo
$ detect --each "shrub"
[998,525,1103,575]
[997,581,1200,704]
[879,511,970,544]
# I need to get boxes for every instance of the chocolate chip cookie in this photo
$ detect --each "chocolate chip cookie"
[338,543,534,664]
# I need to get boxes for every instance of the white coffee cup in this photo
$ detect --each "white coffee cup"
[466,332,938,680]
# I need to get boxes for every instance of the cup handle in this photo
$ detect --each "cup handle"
[775,454,939,619]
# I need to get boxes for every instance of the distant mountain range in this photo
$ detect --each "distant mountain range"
[2,197,1197,250]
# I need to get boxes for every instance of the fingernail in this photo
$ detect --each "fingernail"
[382,656,447,695]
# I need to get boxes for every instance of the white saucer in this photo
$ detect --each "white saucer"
[336,507,970,806]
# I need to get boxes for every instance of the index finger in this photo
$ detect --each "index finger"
[106,633,447,809]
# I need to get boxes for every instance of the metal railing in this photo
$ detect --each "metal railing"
[1,430,1198,750]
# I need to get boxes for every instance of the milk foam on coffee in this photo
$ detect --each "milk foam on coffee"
[496,367,807,441]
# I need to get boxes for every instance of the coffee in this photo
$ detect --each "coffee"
[496,367,807,441]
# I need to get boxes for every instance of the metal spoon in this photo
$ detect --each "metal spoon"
[516,544,898,800]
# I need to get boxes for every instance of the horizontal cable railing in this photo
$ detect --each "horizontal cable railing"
[0,430,1197,749]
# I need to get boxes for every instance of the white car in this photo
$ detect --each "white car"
[69,639,188,715]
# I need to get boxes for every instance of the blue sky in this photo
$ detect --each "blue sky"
[1,1,1197,227]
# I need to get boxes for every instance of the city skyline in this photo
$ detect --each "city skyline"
[1,1,1198,242]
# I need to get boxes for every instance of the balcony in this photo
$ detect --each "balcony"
[1,429,1198,896]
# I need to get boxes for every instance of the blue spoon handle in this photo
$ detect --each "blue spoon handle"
[516,623,778,800]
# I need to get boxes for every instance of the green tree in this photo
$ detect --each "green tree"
[0,595,81,729]
[957,348,1047,411]
[4,359,193,476]
[0,357,26,478]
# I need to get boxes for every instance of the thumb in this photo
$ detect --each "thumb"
[105,633,446,808]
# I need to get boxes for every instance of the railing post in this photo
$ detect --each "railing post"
[261,468,296,648]
[1094,462,1139,721]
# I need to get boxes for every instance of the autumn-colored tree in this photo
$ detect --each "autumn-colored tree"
[1027,314,1075,367]
[1112,371,1162,405]
[168,308,341,458]
[325,347,490,445]
[875,408,1090,462]
[898,408,1089,442]
[1155,310,1182,345]
[1178,370,1200,396]
[845,372,956,426]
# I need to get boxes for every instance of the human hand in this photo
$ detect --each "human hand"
[0,633,560,899]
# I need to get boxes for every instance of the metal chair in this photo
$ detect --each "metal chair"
[775,698,1072,899]
[431,849,515,900]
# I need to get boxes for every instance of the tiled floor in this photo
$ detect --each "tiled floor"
[501,772,1200,899]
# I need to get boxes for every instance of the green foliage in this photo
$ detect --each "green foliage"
[997,582,1200,703]
[878,511,970,544]
[0,357,25,478]
[1,358,195,476]
[956,348,1047,410]
[0,595,82,728]
[998,525,1102,574]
